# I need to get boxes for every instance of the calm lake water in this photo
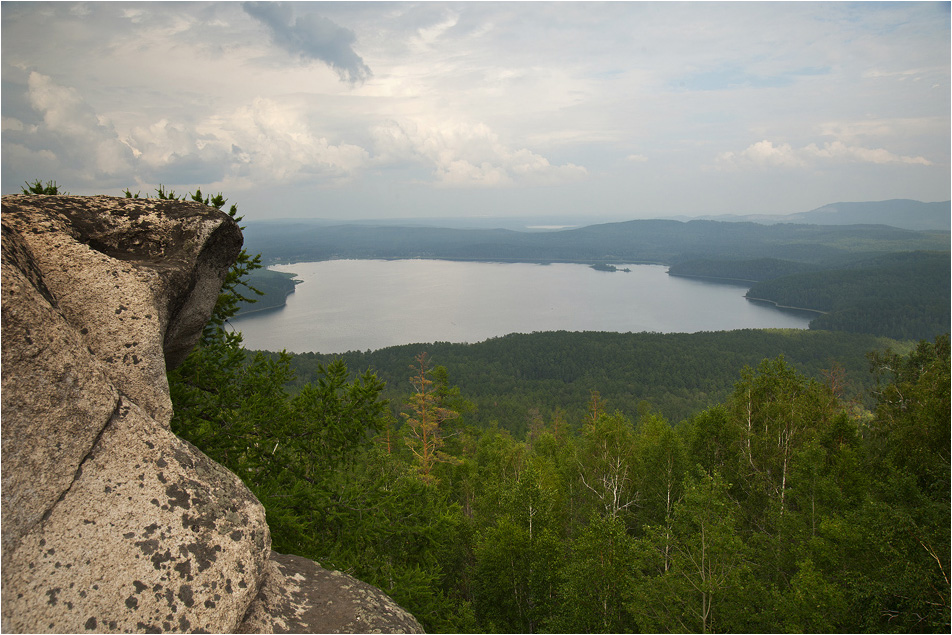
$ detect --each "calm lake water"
[232,260,813,354]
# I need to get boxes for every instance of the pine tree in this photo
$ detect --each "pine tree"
[402,352,459,482]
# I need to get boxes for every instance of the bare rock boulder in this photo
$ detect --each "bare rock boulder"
[1,195,423,634]
[239,552,424,634]
[1,195,268,633]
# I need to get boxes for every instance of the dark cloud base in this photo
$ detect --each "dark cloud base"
[243,1,371,83]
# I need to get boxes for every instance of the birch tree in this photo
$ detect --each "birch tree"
[576,412,642,522]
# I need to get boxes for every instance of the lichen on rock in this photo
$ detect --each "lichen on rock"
[1,195,423,633]
[238,553,424,634]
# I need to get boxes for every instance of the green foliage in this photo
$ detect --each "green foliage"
[673,469,753,632]
[169,307,390,560]
[780,558,849,632]
[725,357,834,532]
[473,465,565,633]
[575,411,641,524]
[636,411,687,532]
[312,448,476,633]
[152,184,459,630]
[631,468,755,633]
[554,515,639,633]
[867,334,951,496]
[281,329,895,435]
[176,325,949,632]
[856,335,951,632]
[20,179,65,195]
[669,257,821,282]
[748,251,950,340]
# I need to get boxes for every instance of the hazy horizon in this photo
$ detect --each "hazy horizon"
[3,2,949,222]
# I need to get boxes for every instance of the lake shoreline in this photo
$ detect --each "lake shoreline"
[264,255,668,267]
[745,296,828,315]
[666,271,758,286]
[232,260,813,354]
[234,289,296,318]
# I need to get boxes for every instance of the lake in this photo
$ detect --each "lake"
[232,260,814,354]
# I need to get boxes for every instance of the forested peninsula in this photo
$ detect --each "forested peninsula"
[746,251,950,340]
[234,268,300,315]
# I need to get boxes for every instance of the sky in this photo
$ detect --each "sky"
[2,1,949,222]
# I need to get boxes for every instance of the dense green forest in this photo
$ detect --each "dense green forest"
[264,330,901,434]
[746,251,950,341]
[174,322,950,633]
[176,205,950,631]
[662,252,951,341]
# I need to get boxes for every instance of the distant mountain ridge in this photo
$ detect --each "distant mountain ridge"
[679,199,950,231]
[244,215,948,268]
[252,199,949,232]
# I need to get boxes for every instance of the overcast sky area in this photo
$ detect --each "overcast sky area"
[2,1,949,222]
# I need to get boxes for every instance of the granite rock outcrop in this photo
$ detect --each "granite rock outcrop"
[239,552,425,634]
[1,195,422,633]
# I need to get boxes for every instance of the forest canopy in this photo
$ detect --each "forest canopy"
[272,329,900,434]
[177,326,951,633]
[745,251,950,341]
[208,207,950,631]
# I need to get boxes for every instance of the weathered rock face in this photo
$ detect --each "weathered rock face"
[1,195,267,633]
[1,195,423,633]
[238,552,423,634]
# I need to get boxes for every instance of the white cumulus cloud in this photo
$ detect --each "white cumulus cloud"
[200,98,371,185]
[715,140,806,169]
[23,71,136,182]
[716,138,932,170]
[804,140,932,166]
[8,72,374,191]
[372,119,587,187]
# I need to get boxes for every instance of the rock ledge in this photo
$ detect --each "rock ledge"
[1,195,423,634]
